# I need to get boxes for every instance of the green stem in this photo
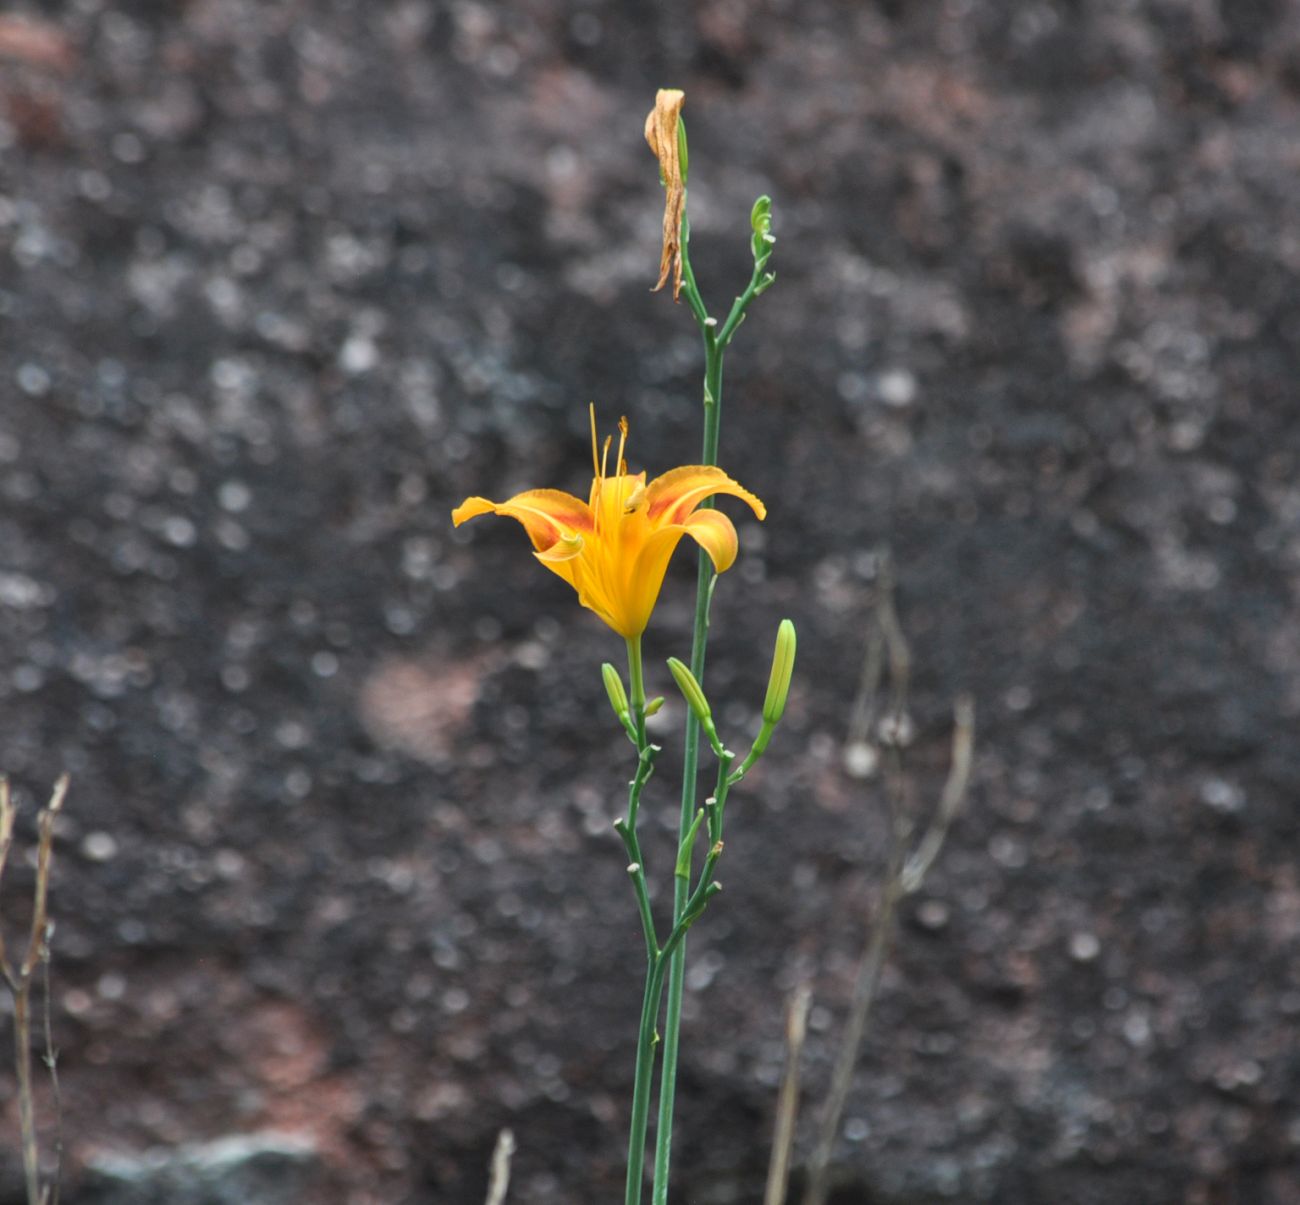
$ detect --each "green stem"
[708,751,735,841]
[717,253,771,348]
[652,232,726,1205]
[627,637,647,727]
[615,813,658,966]
[625,954,668,1205]
[645,182,773,1204]
[622,634,663,1205]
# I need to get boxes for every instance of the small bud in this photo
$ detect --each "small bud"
[762,619,797,726]
[601,662,630,723]
[668,657,723,754]
[667,657,711,724]
[750,195,775,262]
[644,695,665,717]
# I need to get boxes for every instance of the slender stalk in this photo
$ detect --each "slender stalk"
[622,635,666,1205]
[764,982,812,1205]
[801,873,902,1205]
[1,775,69,1205]
[14,985,38,1204]
[484,1129,516,1205]
[645,172,774,1203]
[801,580,973,1205]
[626,637,647,725]
[652,219,726,1205]
[625,952,669,1205]
[40,941,62,1205]
[615,641,660,964]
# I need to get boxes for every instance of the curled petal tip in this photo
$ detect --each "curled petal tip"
[452,496,497,527]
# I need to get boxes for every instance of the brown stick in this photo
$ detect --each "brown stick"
[1,775,70,1205]
[40,941,63,1205]
[764,982,812,1205]
[801,556,974,1205]
[484,1128,516,1205]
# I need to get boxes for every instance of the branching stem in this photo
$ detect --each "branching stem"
[651,198,770,1205]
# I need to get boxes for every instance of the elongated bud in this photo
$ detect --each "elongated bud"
[602,662,629,722]
[667,657,711,724]
[645,695,665,717]
[763,619,797,726]
[668,657,723,755]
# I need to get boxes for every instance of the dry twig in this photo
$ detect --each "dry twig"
[800,556,975,1205]
[484,1127,516,1205]
[0,774,69,1205]
[764,981,812,1205]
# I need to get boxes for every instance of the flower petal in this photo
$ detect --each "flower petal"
[622,525,688,636]
[451,488,593,551]
[450,496,498,525]
[645,465,766,527]
[535,534,584,564]
[533,542,582,599]
[678,508,740,573]
[621,508,746,636]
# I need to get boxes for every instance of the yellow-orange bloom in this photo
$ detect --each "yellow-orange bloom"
[452,411,765,638]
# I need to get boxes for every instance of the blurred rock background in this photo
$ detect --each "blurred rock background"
[2,1,1299,1201]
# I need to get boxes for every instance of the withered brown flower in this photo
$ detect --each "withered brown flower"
[644,88,686,300]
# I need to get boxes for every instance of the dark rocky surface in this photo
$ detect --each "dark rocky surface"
[2,1,1299,1202]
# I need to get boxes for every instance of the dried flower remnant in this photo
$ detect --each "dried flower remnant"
[644,88,687,299]
[452,407,764,638]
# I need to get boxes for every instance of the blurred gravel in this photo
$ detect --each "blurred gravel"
[2,2,1300,1202]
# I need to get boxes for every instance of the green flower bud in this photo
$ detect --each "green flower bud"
[644,695,665,716]
[762,619,797,727]
[668,657,724,755]
[602,662,629,722]
[667,657,711,725]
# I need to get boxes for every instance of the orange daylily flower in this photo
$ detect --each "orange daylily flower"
[452,410,766,638]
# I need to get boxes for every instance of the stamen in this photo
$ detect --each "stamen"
[589,403,600,479]
[616,416,629,477]
[601,435,612,481]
